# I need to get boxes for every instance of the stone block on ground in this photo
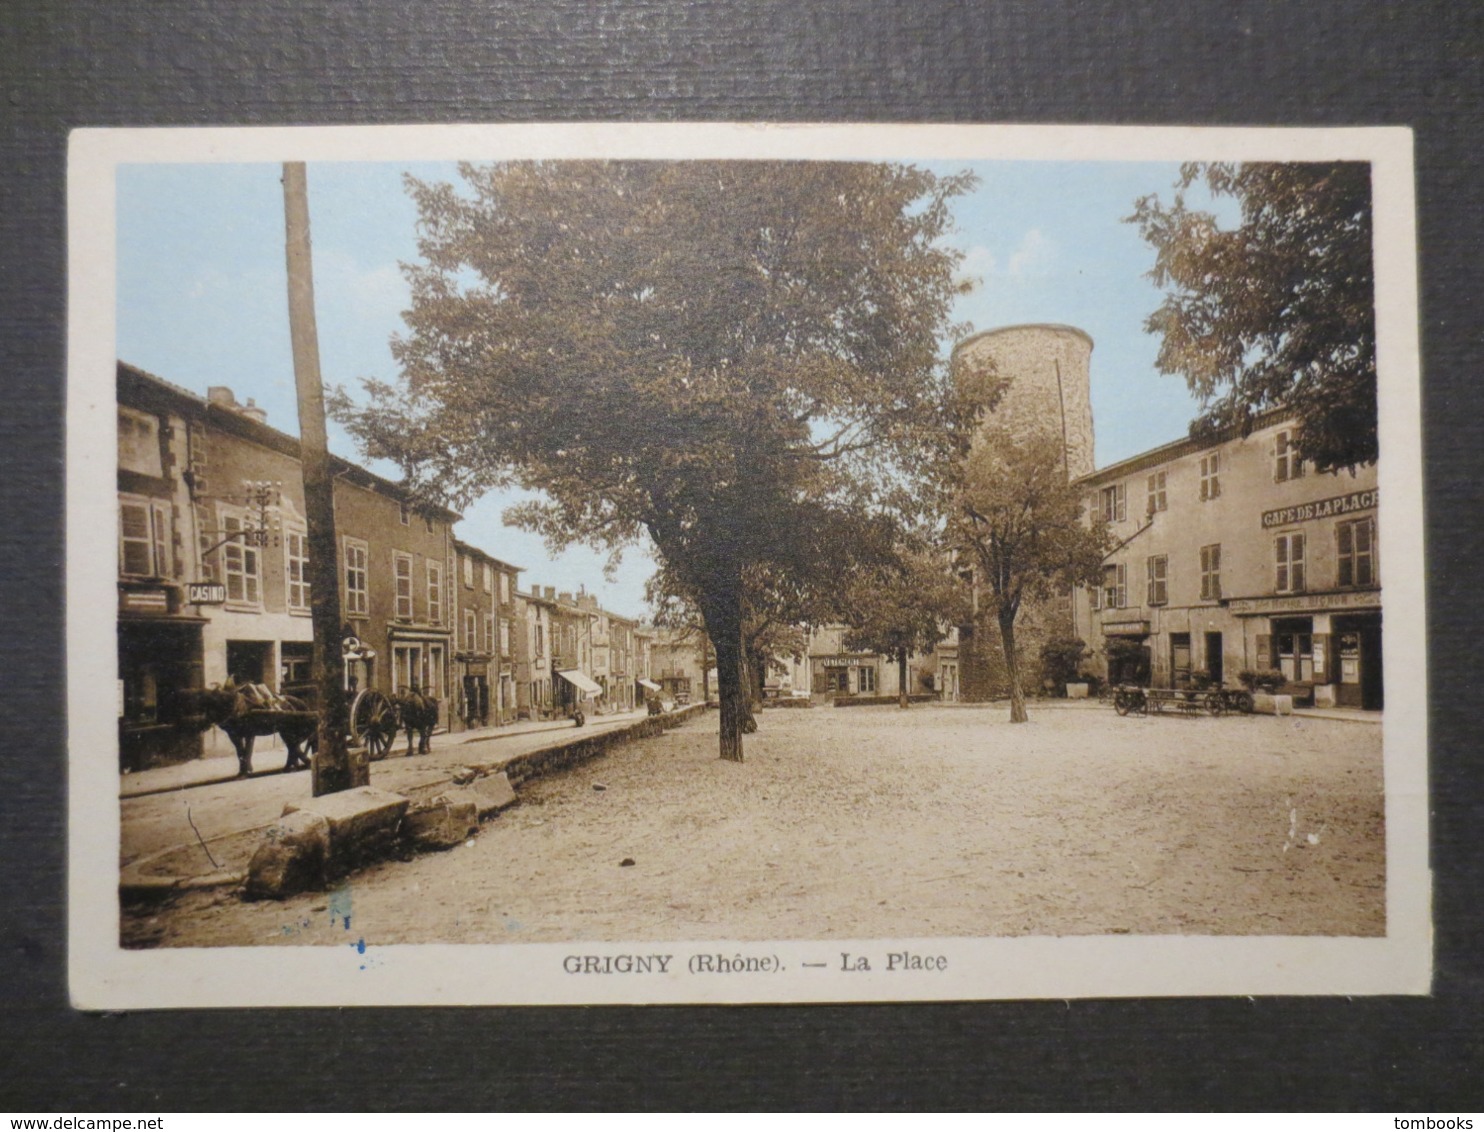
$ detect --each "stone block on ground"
[464,771,519,819]
[284,786,409,871]
[1253,693,1294,716]
[1066,683,1090,699]
[404,796,480,850]
[245,810,330,900]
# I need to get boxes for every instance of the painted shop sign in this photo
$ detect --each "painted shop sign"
[820,656,874,668]
[186,581,227,604]
[1261,488,1377,529]
[1228,589,1382,616]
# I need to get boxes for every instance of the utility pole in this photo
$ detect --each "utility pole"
[283,162,366,795]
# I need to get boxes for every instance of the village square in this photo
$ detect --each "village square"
[108,153,1385,949]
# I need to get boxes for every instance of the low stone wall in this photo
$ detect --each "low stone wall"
[832,694,939,708]
[499,703,707,788]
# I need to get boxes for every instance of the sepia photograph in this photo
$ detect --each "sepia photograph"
[68,123,1428,1008]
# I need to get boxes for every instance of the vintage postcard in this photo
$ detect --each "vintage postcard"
[69,123,1428,1007]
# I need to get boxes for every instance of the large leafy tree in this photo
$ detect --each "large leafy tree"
[949,431,1111,723]
[1129,162,1376,471]
[332,160,974,762]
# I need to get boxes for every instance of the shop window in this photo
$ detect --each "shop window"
[1146,471,1167,515]
[344,539,369,616]
[394,553,414,620]
[1200,543,1222,600]
[1199,452,1221,500]
[222,514,261,606]
[859,666,876,693]
[1102,563,1127,609]
[1100,483,1126,523]
[285,529,310,612]
[1275,429,1306,482]
[427,560,444,626]
[1337,516,1376,588]
[1146,555,1168,606]
[119,496,172,579]
[1276,629,1314,682]
[1275,532,1306,594]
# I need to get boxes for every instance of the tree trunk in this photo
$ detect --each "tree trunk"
[898,648,910,709]
[999,606,1028,723]
[701,587,746,763]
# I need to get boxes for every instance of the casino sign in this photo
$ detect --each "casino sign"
[1261,488,1377,530]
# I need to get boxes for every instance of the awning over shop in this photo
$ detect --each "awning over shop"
[637,678,661,692]
[558,669,603,697]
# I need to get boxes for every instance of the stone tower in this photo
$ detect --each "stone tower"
[951,324,1095,701]
[953,323,1095,479]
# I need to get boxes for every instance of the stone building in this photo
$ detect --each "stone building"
[1073,409,1381,708]
[451,540,522,730]
[117,362,461,767]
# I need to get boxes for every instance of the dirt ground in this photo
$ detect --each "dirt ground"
[123,702,1385,948]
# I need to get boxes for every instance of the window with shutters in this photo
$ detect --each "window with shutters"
[1089,582,1102,612]
[394,553,414,620]
[499,572,510,604]
[1100,483,1126,523]
[464,609,477,651]
[483,562,493,594]
[221,512,260,606]
[1200,543,1222,600]
[483,612,495,654]
[1275,532,1306,594]
[1146,555,1168,606]
[426,559,444,626]
[285,529,310,612]
[500,618,512,657]
[118,408,164,477]
[1275,429,1305,482]
[119,496,173,579]
[1146,471,1167,515]
[1199,452,1221,500]
[344,539,369,616]
[462,553,473,588]
[1337,516,1376,588]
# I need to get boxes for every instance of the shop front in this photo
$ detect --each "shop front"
[1101,620,1151,686]
[118,607,206,770]
[1230,592,1383,710]
[813,655,882,698]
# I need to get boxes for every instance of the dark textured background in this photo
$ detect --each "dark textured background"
[3,0,1482,1111]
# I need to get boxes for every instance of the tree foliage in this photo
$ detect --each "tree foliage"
[1129,162,1376,471]
[331,159,976,762]
[949,430,1110,722]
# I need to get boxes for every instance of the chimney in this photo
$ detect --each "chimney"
[544,586,556,600]
[207,386,237,408]
[239,397,268,425]
[558,592,573,605]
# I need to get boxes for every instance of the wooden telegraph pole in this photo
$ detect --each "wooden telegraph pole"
[283,162,366,795]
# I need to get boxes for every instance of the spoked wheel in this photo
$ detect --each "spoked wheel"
[1114,689,1133,716]
[1205,694,1226,717]
[350,689,397,761]
[1232,691,1254,715]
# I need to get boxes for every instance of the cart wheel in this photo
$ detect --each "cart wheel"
[1206,694,1225,717]
[350,689,396,761]
[1114,690,1132,716]
[1234,691,1254,714]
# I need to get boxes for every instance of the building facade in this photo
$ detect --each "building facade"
[1073,411,1381,709]
[451,541,522,730]
[118,363,462,767]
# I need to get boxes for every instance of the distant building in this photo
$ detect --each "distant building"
[452,541,522,730]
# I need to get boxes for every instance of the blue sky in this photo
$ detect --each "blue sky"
[117,158,1205,618]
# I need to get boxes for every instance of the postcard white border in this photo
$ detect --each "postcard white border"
[69,123,1429,1008]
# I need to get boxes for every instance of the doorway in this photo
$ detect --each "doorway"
[1204,631,1224,686]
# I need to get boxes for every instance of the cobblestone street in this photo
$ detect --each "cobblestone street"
[123,701,1385,948]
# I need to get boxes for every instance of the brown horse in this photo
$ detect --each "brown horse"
[392,688,438,757]
[180,679,317,777]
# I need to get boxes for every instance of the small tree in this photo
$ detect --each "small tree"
[841,544,969,708]
[950,431,1111,722]
[1039,636,1089,696]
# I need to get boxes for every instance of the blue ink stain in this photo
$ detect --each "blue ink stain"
[328,884,353,931]
[355,938,366,954]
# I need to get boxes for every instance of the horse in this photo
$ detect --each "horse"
[391,687,438,757]
[179,679,317,777]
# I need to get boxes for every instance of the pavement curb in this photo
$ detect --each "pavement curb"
[120,703,710,897]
